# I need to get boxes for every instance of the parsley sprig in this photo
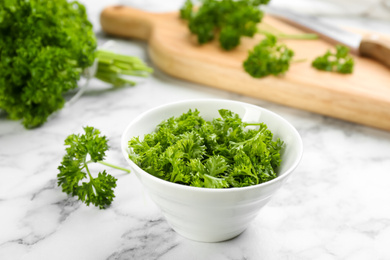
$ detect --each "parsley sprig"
[180,0,270,50]
[128,109,284,188]
[243,34,294,78]
[312,45,354,74]
[57,126,130,209]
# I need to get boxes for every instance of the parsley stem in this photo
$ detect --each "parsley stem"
[97,161,131,173]
[84,161,98,195]
[243,123,263,127]
[276,33,318,40]
[94,49,153,87]
[259,22,284,34]
[257,29,318,40]
[292,58,307,63]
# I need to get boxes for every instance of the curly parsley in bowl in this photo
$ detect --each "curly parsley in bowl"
[128,108,283,188]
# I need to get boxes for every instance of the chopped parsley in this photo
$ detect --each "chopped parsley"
[128,109,284,188]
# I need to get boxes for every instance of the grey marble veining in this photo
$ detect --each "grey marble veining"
[1,0,390,259]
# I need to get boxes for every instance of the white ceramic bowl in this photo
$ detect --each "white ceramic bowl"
[121,99,303,242]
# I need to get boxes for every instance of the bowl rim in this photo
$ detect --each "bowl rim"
[121,98,303,193]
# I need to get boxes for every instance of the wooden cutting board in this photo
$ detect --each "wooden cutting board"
[100,6,390,131]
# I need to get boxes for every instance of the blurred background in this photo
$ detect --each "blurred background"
[270,0,390,20]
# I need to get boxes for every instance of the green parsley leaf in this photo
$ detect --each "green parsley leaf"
[312,45,354,74]
[243,34,295,78]
[204,174,230,188]
[180,0,194,20]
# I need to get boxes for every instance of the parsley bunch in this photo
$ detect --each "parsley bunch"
[312,45,354,74]
[0,0,153,128]
[243,34,294,78]
[0,0,96,128]
[57,126,130,209]
[180,0,270,50]
[128,109,284,188]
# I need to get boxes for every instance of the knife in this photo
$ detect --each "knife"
[264,6,390,68]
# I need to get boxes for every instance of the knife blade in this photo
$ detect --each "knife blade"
[264,6,390,68]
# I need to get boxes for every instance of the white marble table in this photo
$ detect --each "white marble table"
[1,1,390,259]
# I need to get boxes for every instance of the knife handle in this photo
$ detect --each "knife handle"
[359,34,390,68]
